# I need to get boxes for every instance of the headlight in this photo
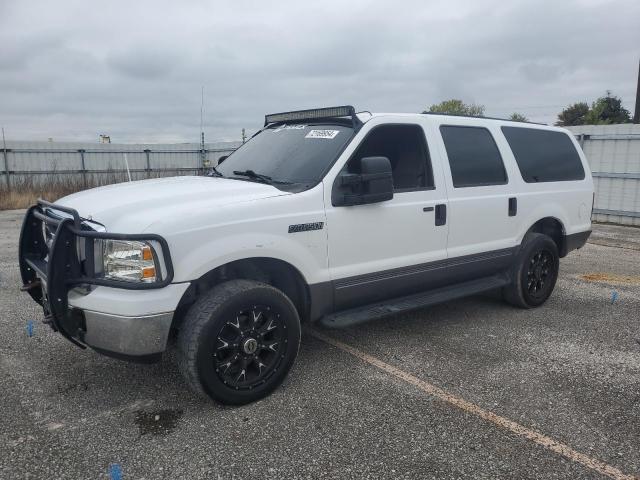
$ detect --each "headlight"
[98,239,158,283]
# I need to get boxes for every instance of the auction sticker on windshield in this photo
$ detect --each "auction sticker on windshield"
[305,129,340,139]
[273,125,307,132]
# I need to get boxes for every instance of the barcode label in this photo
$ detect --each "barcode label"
[305,129,340,139]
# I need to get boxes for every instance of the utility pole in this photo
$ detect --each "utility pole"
[2,127,9,190]
[242,128,246,143]
[634,59,640,124]
[200,86,206,169]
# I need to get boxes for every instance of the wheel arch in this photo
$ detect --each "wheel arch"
[171,257,312,332]
[524,216,567,257]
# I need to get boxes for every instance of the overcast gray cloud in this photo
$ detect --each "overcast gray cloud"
[1,0,638,143]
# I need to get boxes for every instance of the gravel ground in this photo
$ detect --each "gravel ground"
[0,209,638,479]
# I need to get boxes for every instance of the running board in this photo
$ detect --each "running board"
[319,274,510,329]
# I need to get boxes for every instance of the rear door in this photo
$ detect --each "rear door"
[434,119,520,269]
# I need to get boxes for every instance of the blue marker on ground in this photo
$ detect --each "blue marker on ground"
[26,320,34,337]
[109,463,122,480]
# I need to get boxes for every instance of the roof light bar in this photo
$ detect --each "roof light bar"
[264,105,361,129]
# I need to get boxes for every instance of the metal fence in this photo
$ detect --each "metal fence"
[1,140,241,189]
[568,124,640,226]
[3,130,640,226]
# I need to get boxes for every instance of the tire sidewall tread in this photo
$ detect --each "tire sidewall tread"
[503,233,560,309]
[177,279,301,405]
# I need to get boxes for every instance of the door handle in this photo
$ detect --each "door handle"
[435,204,446,226]
[422,206,434,212]
[508,197,517,217]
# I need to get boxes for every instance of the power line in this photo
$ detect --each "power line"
[491,98,636,111]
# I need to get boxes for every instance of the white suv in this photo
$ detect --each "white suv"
[19,106,593,404]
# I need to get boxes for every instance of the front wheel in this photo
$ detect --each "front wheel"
[177,279,301,405]
[503,233,560,309]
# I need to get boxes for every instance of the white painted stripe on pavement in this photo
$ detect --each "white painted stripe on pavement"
[311,330,638,480]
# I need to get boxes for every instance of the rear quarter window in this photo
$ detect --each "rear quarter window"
[501,127,585,183]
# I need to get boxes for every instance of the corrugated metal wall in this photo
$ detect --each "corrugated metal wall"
[568,124,640,227]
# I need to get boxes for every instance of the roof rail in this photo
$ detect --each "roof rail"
[421,112,547,126]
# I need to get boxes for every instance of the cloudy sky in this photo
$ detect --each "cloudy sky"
[1,0,638,144]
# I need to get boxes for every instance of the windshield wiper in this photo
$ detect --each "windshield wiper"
[232,170,292,185]
[207,165,224,177]
[233,169,272,183]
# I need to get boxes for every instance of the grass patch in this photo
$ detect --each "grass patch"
[0,170,193,210]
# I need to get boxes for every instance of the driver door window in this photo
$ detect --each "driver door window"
[346,124,434,192]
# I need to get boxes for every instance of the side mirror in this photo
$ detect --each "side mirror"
[217,155,229,164]
[332,156,394,207]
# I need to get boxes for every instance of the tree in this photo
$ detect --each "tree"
[556,92,631,126]
[556,102,589,126]
[584,91,631,125]
[424,99,485,117]
[509,113,528,122]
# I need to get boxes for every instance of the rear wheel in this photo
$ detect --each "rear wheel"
[177,279,301,405]
[503,233,560,309]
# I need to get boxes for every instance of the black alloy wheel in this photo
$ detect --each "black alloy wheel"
[502,232,560,309]
[214,305,287,390]
[526,249,555,299]
[178,279,301,405]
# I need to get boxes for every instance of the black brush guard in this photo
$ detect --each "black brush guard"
[18,199,174,349]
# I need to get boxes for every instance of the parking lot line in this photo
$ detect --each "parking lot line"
[310,330,638,480]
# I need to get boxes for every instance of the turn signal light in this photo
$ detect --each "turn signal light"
[142,266,156,279]
[142,246,153,261]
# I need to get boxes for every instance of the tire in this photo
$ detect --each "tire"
[502,233,560,309]
[177,279,301,405]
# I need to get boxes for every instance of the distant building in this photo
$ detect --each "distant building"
[99,134,111,144]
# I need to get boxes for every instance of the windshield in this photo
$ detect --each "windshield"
[217,123,354,190]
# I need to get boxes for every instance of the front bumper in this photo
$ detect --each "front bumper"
[67,282,190,360]
[18,199,178,360]
[82,310,173,362]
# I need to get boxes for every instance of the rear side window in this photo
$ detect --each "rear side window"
[440,126,507,188]
[501,127,585,183]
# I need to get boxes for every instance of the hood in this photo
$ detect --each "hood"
[55,176,289,232]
